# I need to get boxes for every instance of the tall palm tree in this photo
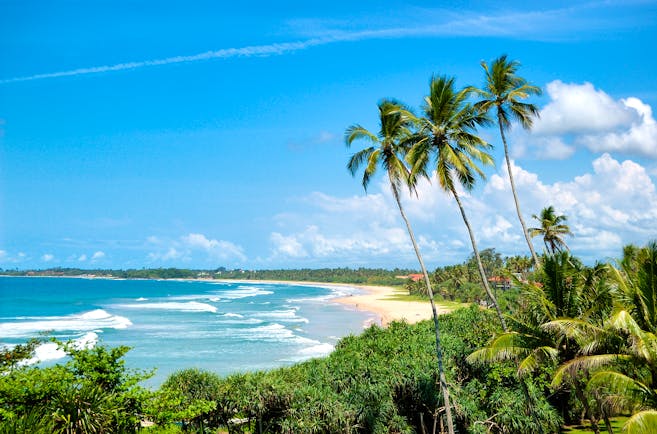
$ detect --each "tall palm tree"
[470,54,542,268]
[345,99,455,434]
[529,205,573,255]
[410,75,508,332]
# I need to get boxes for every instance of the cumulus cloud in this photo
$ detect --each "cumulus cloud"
[147,233,246,264]
[41,253,55,262]
[481,154,657,258]
[91,251,105,260]
[523,81,657,159]
[78,254,87,262]
[269,154,657,266]
[271,232,308,258]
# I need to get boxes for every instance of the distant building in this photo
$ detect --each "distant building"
[488,276,511,290]
[395,273,424,282]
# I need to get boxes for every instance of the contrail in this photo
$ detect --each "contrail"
[0,3,603,85]
[0,38,331,84]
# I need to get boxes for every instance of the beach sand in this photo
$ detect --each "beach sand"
[217,279,450,327]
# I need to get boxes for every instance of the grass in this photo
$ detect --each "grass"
[561,416,628,433]
[384,290,468,309]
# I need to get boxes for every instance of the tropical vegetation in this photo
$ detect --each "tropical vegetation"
[2,55,655,434]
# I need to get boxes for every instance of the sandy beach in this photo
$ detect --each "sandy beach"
[217,279,449,327]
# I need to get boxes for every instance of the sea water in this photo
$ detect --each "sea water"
[0,277,376,386]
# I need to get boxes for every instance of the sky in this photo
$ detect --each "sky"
[1,0,657,270]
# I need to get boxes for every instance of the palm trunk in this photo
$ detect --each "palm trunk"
[497,113,540,269]
[390,180,455,434]
[450,185,508,332]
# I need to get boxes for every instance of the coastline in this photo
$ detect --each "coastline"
[215,278,443,327]
[1,275,447,328]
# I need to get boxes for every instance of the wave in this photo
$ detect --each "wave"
[0,309,132,338]
[215,287,274,300]
[298,342,334,357]
[251,308,309,324]
[20,332,99,366]
[231,323,318,345]
[115,301,217,313]
[287,285,359,303]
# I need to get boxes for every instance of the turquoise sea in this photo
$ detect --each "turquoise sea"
[0,277,375,386]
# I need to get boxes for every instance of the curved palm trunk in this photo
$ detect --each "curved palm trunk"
[497,113,540,269]
[450,185,508,332]
[390,180,455,434]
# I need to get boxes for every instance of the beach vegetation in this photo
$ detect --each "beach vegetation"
[0,340,152,433]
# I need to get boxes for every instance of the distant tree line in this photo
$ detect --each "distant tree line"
[0,267,416,286]
[406,248,533,305]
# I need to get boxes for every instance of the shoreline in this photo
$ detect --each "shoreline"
[214,278,443,327]
[2,275,448,328]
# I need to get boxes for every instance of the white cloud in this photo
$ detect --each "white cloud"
[270,154,657,267]
[147,233,247,264]
[91,251,105,261]
[0,251,28,264]
[270,232,308,258]
[181,233,247,262]
[78,254,87,262]
[533,81,637,135]
[524,81,657,159]
[481,155,657,258]
[41,253,54,262]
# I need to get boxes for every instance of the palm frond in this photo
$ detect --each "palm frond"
[623,410,657,434]
[517,346,559,377]
[347,147,375,177]
[541,318,603,348]
[552,354,629,387]
[345,125,378,147]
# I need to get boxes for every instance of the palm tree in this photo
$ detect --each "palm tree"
[546,242,657,433]
[410,75,508,332]
[529,205,573,255]
[345,99,456,434]
[470,54,542,268]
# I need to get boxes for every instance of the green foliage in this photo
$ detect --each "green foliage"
[142,306,561,433]
[0,338,41,373]
[0,340,151,434]
[2,267,415,286]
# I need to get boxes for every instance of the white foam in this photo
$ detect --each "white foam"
[220,318,263,325]
[222,313,244,318]
[297,343,334,357]
[216,288,274,300]
[136,297,148,301]
[20,332,99,366]
[116,301,217,313]
[287,285,359,303]
[0,309,132,338]
[251,309,309,324]
[228,323,319,345]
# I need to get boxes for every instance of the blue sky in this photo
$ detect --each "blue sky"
[1,1,657,270]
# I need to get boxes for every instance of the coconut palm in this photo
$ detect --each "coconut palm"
[409,75,508,332]
[345,99,455,434]
[547,242,657,433]
[529,205,573,255]
[470,55,542,268]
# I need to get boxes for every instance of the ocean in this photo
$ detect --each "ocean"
[0,276,376,387]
